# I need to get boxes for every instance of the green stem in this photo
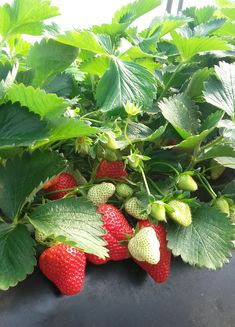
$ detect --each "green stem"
[196,173,217,199]
[158,62,185,101]
[147,177,165,196]
[187,156,197,171]
[140,166,151,197]
[124,118,131,144]
[186,144,201,171]
[81,111,101,119]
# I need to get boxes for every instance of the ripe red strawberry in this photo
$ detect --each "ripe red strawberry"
[133,220,171,283]
[44,172,78,200]
[86,204,133,265]
[95,160,128,180]
[39,243,86,296]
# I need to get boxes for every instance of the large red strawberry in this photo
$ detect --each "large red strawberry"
[95,160,128,180]
[43,172,77,200]
[39,243,86,296]
[86,204,133,265]
[133,220,171,283]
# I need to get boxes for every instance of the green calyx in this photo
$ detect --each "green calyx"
[150,201,166,222]
[87,182,116,206]
[35,230,59,248]
[116,183,134,198]
[212,197,230,216]
[167,200,192,227]
[75,136,93,155]
[177,174,198,192]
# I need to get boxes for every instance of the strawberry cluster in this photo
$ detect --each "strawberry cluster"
[39,160,171,296]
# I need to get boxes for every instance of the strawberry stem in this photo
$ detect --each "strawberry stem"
[196,173,217,199]
[140,166,151,197]
[147,177,165,196]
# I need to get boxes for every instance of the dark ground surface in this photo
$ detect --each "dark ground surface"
[0,255,235,327]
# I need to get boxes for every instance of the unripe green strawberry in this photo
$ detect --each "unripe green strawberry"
[106,133,119,150]
[35,230,59,247]
[116,183,134,198]
[128,227,160,264]
[151,202,166,222]
[168,200,192,227]
[128,156,141,169]
[87,182,115,206]
[210,160,225,180]
[177,174,198,192]
[124,197,148,220]
[104,148,118,162]
[213,197,230,215]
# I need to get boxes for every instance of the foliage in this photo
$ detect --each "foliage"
[0,0,235,291]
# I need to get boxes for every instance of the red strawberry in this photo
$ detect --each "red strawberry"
[86,204,133,265]
[39,243,86,296]
[95,160,128,180]
[166,138,177,146]
[44,172,77,200]
[133,220,171,283]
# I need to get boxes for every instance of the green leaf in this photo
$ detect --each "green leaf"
[112,0,161,24]
[199,144,235,161]
[28,39,78,87]
[136,58,159,73]
[145,14,190,38]
[80,56,110,76]
[92,23,129,38]
[57,31,111,55]
[48,118,98,143]
[203,61,235,119]
[0,63,18,100]
[221,7,235,20]
[0,150,65,219]
[214,157,235,169]
[127,121,166,142]
[96,58,157,114]
[171,32,230,61]
[120,46,159,60]
[183,6,216,26]
[186,67,212,98]
[218,119,235,147]
[201,111,224,131]
[0,0,59,38]
[44,73,74,98]
[0,224,36,290]
[0,4,11,37]
[158,93,200,139]
[223,179,235,200]
[7,83,67,119]
[193,19,227,36]
[215,21,235,37]
[29,197,108,258]
[167,205,235,269]
[175,129,213,151]
[0,102,48,149]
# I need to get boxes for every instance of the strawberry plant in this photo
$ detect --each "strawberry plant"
[0,0,235,295]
